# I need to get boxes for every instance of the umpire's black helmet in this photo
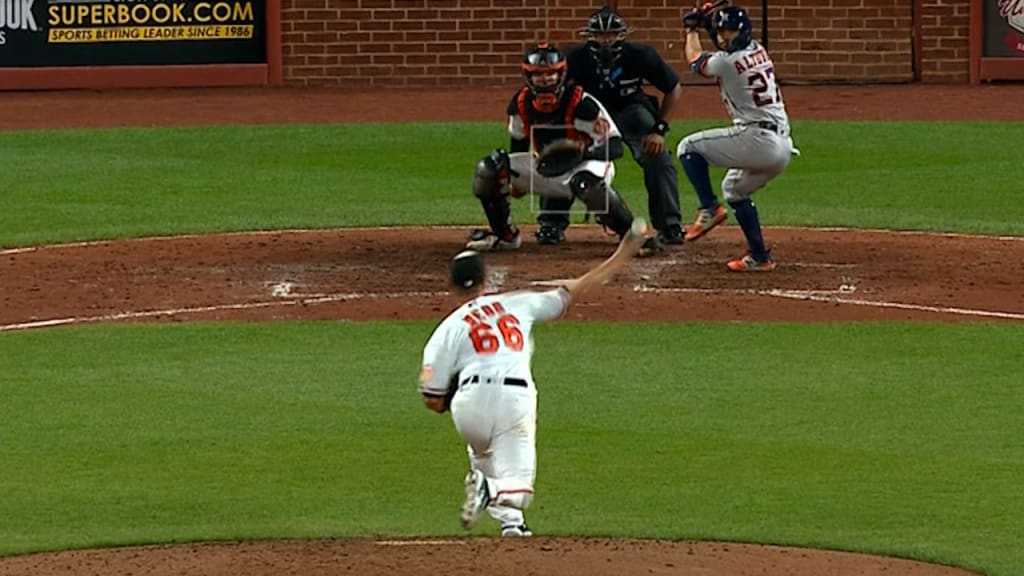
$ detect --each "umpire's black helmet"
[581,5,630,65]
[450,250,486,292]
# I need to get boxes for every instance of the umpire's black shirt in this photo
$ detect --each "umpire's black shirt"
[566,42,680,113]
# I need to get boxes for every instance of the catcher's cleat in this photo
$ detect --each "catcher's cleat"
[465,229,522,251]
[460,469,490,529]
[684,205,728,242]
[636,235,664,258]
[535,225,566,245]
[501,523,533,537]
[727,252,775,272]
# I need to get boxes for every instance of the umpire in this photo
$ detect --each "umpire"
[536,5,684,254]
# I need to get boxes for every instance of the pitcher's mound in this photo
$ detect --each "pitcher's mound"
[0,538,979,576]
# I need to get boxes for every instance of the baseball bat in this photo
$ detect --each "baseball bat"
[696,0,730,14]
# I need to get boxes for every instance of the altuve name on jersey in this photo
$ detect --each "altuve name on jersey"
[733,48,772,74]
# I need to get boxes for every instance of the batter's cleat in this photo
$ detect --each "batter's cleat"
[637,235,664,258]
[466,229,522,251]
[684,205,728,241]
[460,470,490,529]
[501,524,533,537]
[727,253,776,272]
[535,225,566,245]
[659,224,685,245]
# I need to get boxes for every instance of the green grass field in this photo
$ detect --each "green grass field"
[1,121,1022,247]
[0,121,1022,575]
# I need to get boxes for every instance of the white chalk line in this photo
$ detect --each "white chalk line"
[375,539,466,546]
[2,224,1022,255]
[633,286,1024,321]
[0,290,453,332]
[5,282,1020,333]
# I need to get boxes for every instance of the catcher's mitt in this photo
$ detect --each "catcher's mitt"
[536,138,587,178]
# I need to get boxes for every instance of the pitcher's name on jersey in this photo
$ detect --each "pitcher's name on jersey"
[462,301,507,327]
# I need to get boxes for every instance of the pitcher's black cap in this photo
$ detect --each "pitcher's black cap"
[450,250,485,291]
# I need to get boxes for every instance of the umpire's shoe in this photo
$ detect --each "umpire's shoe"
[659,224,685,245]
[535,225,566,245]
[466,229,522,251]
[460,469,491,529]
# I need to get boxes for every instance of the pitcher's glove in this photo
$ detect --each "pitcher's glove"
[441,373,459,412]
[536,138,587,178]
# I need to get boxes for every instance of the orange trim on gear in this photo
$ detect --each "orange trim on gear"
[522,60,567,74]
[564,85,584,142]
[516,86,531,146]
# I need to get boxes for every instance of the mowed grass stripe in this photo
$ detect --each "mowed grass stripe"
[1,120,1022,247]
[0,322,1021,575]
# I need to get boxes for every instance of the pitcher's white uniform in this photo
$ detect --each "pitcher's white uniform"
[676,41,794,201]
[419,287,569,529]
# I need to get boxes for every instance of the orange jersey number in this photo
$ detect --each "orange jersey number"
[468,314,524,354]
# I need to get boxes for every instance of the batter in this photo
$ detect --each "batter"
[676,4,797,271]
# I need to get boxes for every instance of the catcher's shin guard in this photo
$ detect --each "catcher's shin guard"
[570,171,633,237]
[473,150,517,238]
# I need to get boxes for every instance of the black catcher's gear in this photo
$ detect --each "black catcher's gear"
[473,149,517,240]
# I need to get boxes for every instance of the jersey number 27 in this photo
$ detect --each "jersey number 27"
[748,67,781,107]
[470,314,524,354]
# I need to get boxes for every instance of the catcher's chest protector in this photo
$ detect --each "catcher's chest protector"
[516,86,589,152]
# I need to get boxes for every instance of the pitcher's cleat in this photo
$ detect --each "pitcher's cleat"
[459,469,490,529]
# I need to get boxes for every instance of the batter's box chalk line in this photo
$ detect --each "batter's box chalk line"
[632,285,1024,321]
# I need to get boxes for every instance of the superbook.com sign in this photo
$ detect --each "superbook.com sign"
[0,0,264,67]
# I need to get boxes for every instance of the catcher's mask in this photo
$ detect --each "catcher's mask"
[581,5,630,67]
[522,42,567,113]
[713,6,752,52]
[450,250,486,292]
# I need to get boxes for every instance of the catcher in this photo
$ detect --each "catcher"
[465,42,642,253]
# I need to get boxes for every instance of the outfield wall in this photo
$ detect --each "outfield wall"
[1,0,1020,90]
[280,0,973,86]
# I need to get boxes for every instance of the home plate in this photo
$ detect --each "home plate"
[269,281,294,297]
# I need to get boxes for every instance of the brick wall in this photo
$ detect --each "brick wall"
[280,0,970,86]
[919,0,970,81]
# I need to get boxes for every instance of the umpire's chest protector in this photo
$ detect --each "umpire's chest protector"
[567,44,649,109]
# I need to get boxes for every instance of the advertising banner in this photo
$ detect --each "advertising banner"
[986,0,1024,56]
[0,0,265,67]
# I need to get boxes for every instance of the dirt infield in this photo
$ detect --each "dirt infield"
[2,226,1023,329]
[0,85,1014,574]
